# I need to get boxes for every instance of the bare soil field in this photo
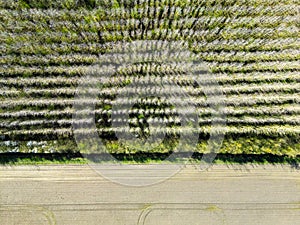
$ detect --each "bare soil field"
[0,164,299,225]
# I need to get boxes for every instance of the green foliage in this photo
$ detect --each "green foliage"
[0,0,299,159]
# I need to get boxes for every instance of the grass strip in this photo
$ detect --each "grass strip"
[0,152,299,169]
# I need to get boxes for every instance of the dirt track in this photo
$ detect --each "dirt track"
[0,164,299,225]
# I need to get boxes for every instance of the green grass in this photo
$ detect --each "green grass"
[0,152,299,168]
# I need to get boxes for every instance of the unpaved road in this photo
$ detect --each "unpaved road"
[0,164,299,225]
